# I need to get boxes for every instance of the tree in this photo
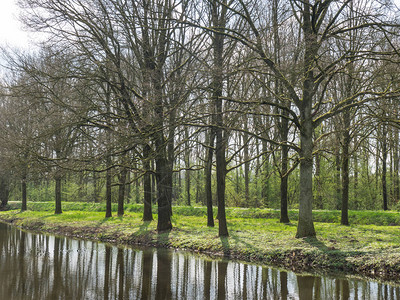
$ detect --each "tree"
[217,0,400,237]
[210,0,229,237]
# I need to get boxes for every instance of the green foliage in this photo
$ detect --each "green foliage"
[10,182,53,203]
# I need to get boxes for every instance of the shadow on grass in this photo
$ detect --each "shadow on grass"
[220,236,231,257]
[157,229,170,246]
[139,221,152,233]
[283,222,296,226]
[303,237,330,251]
[99,217,111,225]
[303,237,365,257]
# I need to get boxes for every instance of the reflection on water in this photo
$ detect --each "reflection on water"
[0,222,398,299]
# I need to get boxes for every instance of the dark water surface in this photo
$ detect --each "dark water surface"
[0,222,398,300]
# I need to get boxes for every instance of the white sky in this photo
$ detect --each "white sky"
[0,0,33,50]
[1,0,400,50]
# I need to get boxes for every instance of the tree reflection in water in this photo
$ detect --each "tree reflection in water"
[0,223,398,299]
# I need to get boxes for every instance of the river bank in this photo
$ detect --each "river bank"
[0,206,399,284]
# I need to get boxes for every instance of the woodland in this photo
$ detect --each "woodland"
[0,0,400,239]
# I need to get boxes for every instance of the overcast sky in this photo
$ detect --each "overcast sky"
[0,0,33,49]
[1,0,400,50]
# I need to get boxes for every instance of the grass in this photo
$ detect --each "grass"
[1,202,400,283]
[6,201,400,225]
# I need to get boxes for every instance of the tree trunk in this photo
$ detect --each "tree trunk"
[382,125,388,210]
[244,125,250,204]
[254,137,260,207]
[296,4,316,237]
[205,127,215,227]
[93,170,99,203]
[280,117,290,223]
[21,173,27,212]
[394,130,399,203]
[354,152,359,208]
[118,166,127,217]
[280,165,290,223]
[376,141,380,193]
[0,176,10,210]
[272,0,290,223]
[262,140,270,206]
[105,159,112,218]
[125,170,131,204]
[341,63,353,224]
[185,161,191,206]
[335,145,341,210]
[212,0,229,237]
[167,100,177,211]
[151,163,156,204]
[143,144,153,221]
[216,123,228,236]
[341,123,350,225]
[155,155,172,231]
[152,63,173,231]
[296,115,316,237]
[55,175,62,214]
[315,151,323,209]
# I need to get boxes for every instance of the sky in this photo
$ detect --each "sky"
[0,0,33,50]
[1,0,400,50]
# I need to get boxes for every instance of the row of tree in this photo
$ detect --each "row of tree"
[1,0,400,238]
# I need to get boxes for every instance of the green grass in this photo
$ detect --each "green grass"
[7,201,400,226]
[1,202,400,282]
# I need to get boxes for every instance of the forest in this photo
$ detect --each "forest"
[0,0,400,240]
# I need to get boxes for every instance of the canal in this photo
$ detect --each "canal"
[0,222,398,299]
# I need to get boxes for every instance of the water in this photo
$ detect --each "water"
[0,222,398,300]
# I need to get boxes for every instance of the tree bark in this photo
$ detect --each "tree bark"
[272,0,290,223]
[0,176,10,210]
[382,125,388,211]
[243,123,250,204]
[185,129,191,206]
[394,130,399,202]
[216,121,228,236]
[341,64,353,224]
[105,159,112,218]
[153,63,173,231]
[125,170,131,204]
[212,0,229,237]
[315,151,323,209]
[55,175,62,214]
[296,1,316,237]
[93,170,99,203]
[155,153,173,231]
[341,124,350,225]
[143,144,153,221]
[296,115,316,237]
[335,145,341,210]
[205,127,215,227]
[280,118,290,223]
[118,166,127,217]
[262,140,270,206]
[354,151,359,208]
[21,173,27,212]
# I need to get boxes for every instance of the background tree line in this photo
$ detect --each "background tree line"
[0,0,400,237]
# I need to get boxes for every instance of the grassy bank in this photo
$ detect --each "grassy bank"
[1,203,400,283]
